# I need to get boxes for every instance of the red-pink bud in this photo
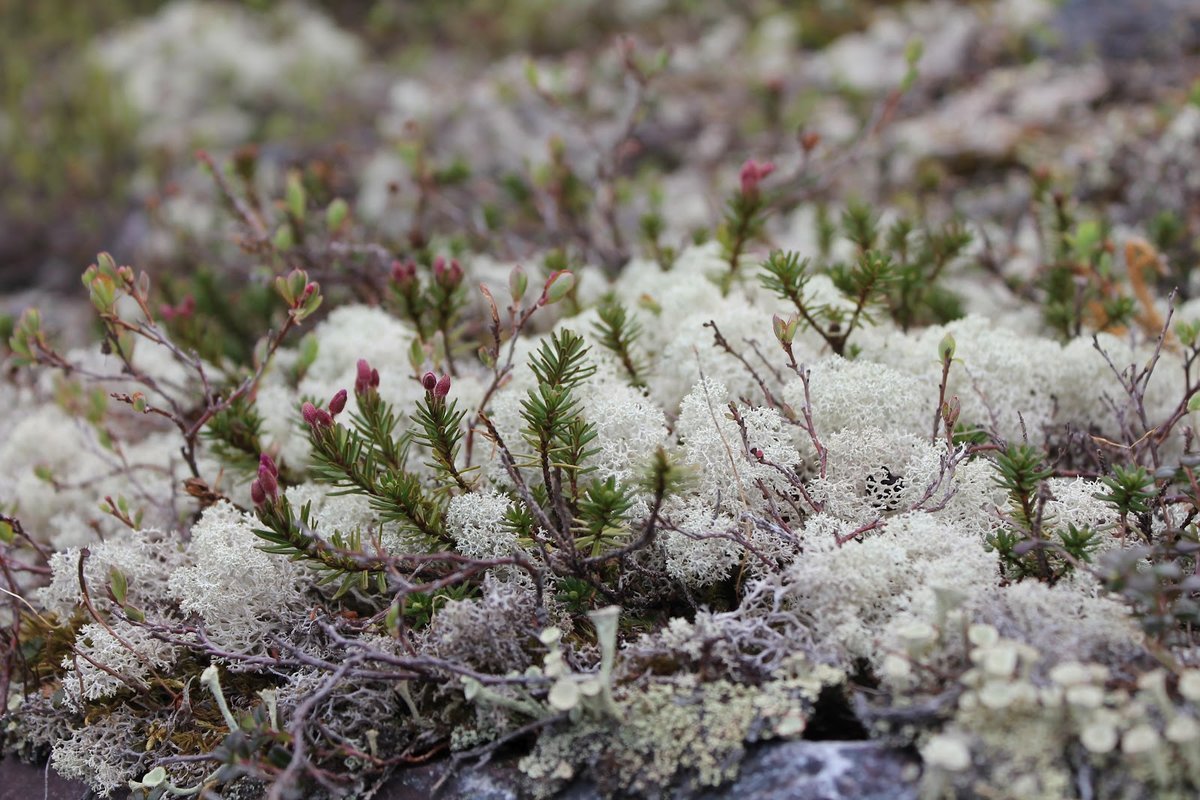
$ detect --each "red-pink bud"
[301,402,333,428]
[434,257,464,289]
[259,453,278,478]
[391,260,417,288]
[739,159,775,199]
[301,402,320,426]
[434,373,451,399]
[178,295,196,317]
[328,389,348,416]
[301,282,317,300]
[421,371,438,392]
[257,463,278,500]
[250,479,267,506]
[355,359,374,395]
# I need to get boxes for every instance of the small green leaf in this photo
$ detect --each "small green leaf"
[326,198,350,231]
[285,170,306,221]
[109,567,128,604]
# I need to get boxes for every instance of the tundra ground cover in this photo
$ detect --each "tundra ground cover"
[4,2,1200,798]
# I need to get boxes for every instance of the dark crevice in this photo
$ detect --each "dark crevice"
[802,684,869,741]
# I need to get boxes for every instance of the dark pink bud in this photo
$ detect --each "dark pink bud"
[421,371,438,392]
[328,389,348,416]
[178,295,196,317]
[391,260,417,288]
[739,159,775,199]
[259,453,278,478]
[250,479,267,506]
[434,257,463,289]
[301,282,317,300]
[301,402,332,428]
[434,374,451,399]
[159,303,177,322]
[355,359,374,395]
[301,402,321,426]
[371,368,380,388]
[257,463,278,500]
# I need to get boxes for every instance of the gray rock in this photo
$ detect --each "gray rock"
[385,739,919,799]
[1054,0,1200,63]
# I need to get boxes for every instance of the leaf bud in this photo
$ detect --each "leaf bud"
[772,313,798,345]
[509,265,528,302]
[325,197,350,232]
[285,170,306,222]
[938,333,956,362]
[540,270,575,305]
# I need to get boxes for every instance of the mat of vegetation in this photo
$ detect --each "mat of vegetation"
[3,2,1200,799]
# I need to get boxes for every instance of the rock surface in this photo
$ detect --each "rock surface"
[1,739,919,800]
[387,740,920,800]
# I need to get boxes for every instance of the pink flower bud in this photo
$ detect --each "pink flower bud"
[391,260,417,289]
[328,389,348,416]
[421,371,438,392]
[301,402,333,429]
[739,159,775,199]
[355,359,376,395]
[434,373,451,399]
[301,282,318,300]
[250,479,267,506]
[259,453,278,478]
[434,257,464,289]
[257,463,278,500]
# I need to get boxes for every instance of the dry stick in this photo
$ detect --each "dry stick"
[1091,293,1177,470]
[704,320,795,420]
[268,655,361,800]
[464,296,540,468]
[727,402,821,514]
[932,348,953,444]
[528,38,651,268]
[783,359,828,480]
[76,550,176,699]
